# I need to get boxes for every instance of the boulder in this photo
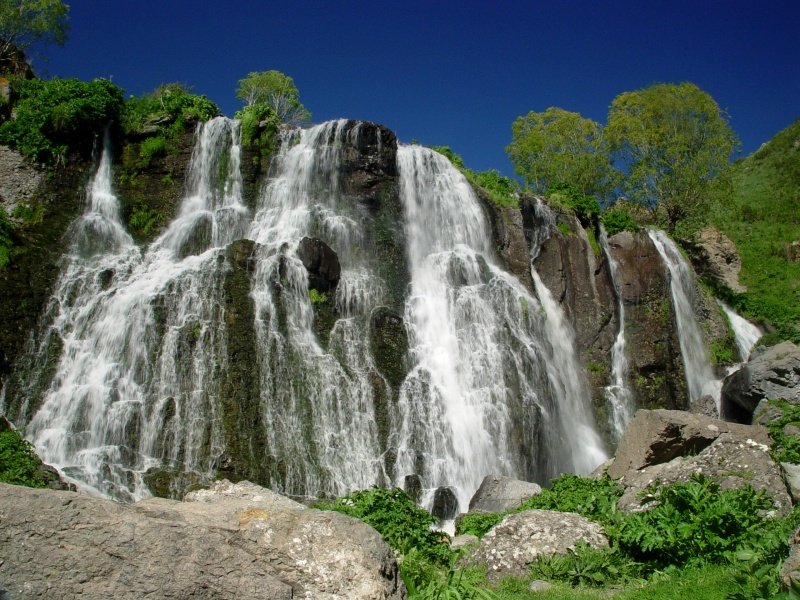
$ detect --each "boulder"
[607,409,769,480]
[468,474,542,513]
[782,462,800,504]
[451,534,479,551]
[688,394,718,417]
[781,528,800,590]
[465,509,608,581]
[297,236,341,293]
[403,473,422,503]
[721,341,800,423]
[431,486,458,520]
[685,227,746,293]
[0,480,406,600]
[615,432,791,515]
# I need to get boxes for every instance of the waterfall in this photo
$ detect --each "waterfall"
[23,118,243,499]
[648,230,719,406]
[598,225,634,440]
[394,150,606,511]
[13,119,608,508]
[247,120,387,498]
[719,301,761,362]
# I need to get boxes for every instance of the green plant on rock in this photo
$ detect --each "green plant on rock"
[138,135,167,167]
[764,400,800,464]
[0,427,47,487]
[0,206,13,267]
[601,205,640,236]
[308,288,328,304]
[431,146,519,208]
[234,103,279,156]
[128,203,161,238]
[520,474,624,526]
[0,76,123,164]
[546,182,600,226]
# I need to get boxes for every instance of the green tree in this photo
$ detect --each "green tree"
[505,107,613,198]
[605,82,739,236]
[235,70,310,125]
[0,0,69,66]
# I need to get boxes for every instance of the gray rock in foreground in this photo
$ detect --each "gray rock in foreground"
[607,409,769,480]
[465,509,608,581]
[468,474,542,513]
[722,341,800,423]
[0,480,406,600]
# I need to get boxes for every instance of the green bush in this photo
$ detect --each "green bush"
[431,146,519,208]
[601,207,639,236]
[0,428,47,488]
[547,183,600,225]
[617,474,776,568]
[138,135,167,166]
[128,204,162,238]
[0,206,13,268]
[763,399,800,464]
[519,474,623,525]
[0,77,124,164]
[235,103,280,154]
[122,83,218,138]
[315,486,452,565]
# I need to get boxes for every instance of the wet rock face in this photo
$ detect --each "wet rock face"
[0,480,407,600]
[297,236,341,292]
[339,121,398,203]
[722,341,800,423]
[608,230,687,409]
[432,486,459,521]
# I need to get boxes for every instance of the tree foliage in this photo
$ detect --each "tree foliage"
[505,107,614,198]
[235,70,310,125]
[0,76,123,164]
[605,82,739,236]
[0,0,69,66]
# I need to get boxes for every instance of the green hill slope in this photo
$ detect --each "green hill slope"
[710,119,800,343]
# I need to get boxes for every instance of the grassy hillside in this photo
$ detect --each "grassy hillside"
[709,119,800,343]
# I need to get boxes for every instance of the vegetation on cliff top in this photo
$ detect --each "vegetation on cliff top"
[708,119,800,344]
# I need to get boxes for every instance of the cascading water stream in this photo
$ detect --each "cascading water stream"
[648,229,720,408]
[598,225,634,439]
[22,118,244,499]
[719,301,761,362]
[394,150,606,512]
[247,120,387,498]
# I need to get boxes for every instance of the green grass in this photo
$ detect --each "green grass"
[709,119,800,343]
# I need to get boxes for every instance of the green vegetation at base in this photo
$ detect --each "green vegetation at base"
[319,472,800,599]
[0,427,47,488]
[0,77,123,164]
[431,145,519,208]
[709,119,800,344]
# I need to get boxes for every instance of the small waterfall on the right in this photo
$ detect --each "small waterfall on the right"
[599,226,634,439]
[648,230,720,407]
[719,301,761,362]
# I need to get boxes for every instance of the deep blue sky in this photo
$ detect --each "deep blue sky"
[33,0,799,175]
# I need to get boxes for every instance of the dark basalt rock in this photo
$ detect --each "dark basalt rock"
[404,474,422,503]
[297,236,341,293]
[431,486,459,521]
[338,121,398,204]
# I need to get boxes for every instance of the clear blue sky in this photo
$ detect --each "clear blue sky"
[34,0,799,175]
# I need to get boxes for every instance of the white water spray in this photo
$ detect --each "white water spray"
[394,152,606,511]
[598,226,634,439]
[648,230,719,407]
[719,301,761,362]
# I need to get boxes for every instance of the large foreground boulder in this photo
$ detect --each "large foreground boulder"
[721,341,800,423]
[465,509,608,581]
[468,474,542,513]
[607,409,769,479]
[608,409,790,515]
[0,480,406,600]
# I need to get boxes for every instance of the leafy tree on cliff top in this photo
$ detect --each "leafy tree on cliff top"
[605,82,739,236]
[236,70,311,126]
[505,107,614,199]
[0,0,69,67]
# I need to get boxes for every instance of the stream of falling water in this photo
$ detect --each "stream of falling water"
[394,150,606,511]
[649,230,720,408]
[598,226,634,440]
[11,120,609,508]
